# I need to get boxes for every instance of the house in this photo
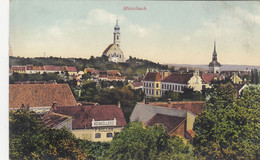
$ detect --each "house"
[129,81,143,90]
[42,111,72,131]
[43,65,63,73]
[107,70,121,76]
[130,101,204,139]
[9,84,77,113]
[187,71,204,91]
[53,104,127,142]
[64,66,77,76]
[146,114,191,139]
[84,68,96,75]
[230,73,243,84]
[161,73,193,94]
[11,66,26,73]
[142,72,161,97]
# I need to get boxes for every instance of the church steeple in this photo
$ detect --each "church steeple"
[113,18,120,47]
[209,41,221,74]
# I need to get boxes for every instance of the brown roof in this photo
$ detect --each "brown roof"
[143,72,161,82]
[84,68,95,74]
[107,76,125,80]
[33,66,44,70]
[201,73,214,84]
[53,105,127,129]
[12,66,26,71]
[107,70,121,76]
[148,101,205,115]
[146,114,186,133]
[9,84,77,108]
[103,44,113,54]
[42,112,71,128]
[65,66,77,72]
[43,65,63,71]
[161,73,193,84]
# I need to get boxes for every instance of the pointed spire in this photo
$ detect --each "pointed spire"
[214,40,216,52]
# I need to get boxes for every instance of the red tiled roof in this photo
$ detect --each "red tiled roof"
[108,76,125,80]
[33,66,44,70]
[26,65,33,70]
[148,101,205,115]
[9,84,77,108]
[161,73,193,84]
[85,68,95,73]
[42,112,71,128]
[146,114,186,133]
[201,73,215,84]
[12,66,26,71]
[65,66,77,72]
[107,70,121,76]
[53,105,127,129]
[103,44,113,54]
[43,65,63,71]
[143,72,161,82]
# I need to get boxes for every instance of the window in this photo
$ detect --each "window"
[95,133,101,138]
[117,36,119,40]
[107,133,113,138]
[156,83,159,88]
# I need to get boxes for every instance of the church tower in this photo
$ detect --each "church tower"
[102,18,125,63]
[113,18,120,47]
[209,41,221,74]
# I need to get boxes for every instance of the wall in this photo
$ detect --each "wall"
[72,127,123,142]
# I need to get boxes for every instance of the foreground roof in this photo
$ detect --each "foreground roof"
[130,103,187,123]
[42,112,71,128]
[146,114,186,133]
[148,101,205,115]
[9,84,77,108]
[53,105,127,129]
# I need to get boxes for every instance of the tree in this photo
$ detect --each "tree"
[9,110,87,159]
[105,122,194,160]
[193,83,260,159]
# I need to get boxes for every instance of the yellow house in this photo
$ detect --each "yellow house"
[230,73,242,84]
[53,104,127,142]
[11,66,26,73]
[142,72,161,97]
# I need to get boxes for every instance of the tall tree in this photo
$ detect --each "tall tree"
[193,84,260,159]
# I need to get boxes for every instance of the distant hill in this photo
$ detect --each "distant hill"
[167,64,260,71]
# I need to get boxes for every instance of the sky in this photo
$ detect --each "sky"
[9,0,260,65]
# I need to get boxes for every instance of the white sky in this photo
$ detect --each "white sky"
[9,0,260,65]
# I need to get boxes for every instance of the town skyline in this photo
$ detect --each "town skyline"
[10,1,260,66]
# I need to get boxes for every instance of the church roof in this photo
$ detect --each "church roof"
[103,44,114,54]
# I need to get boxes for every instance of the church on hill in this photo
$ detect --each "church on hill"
[209,41,221,74]
[102,19,125,63]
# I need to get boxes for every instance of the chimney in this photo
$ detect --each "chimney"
[51,102,57,111]
[118,101,121,108]
[167,98,171,104]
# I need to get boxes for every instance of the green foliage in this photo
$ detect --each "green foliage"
[105,122,195,160]
[193,84,260,159]
[9,110,86,160]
